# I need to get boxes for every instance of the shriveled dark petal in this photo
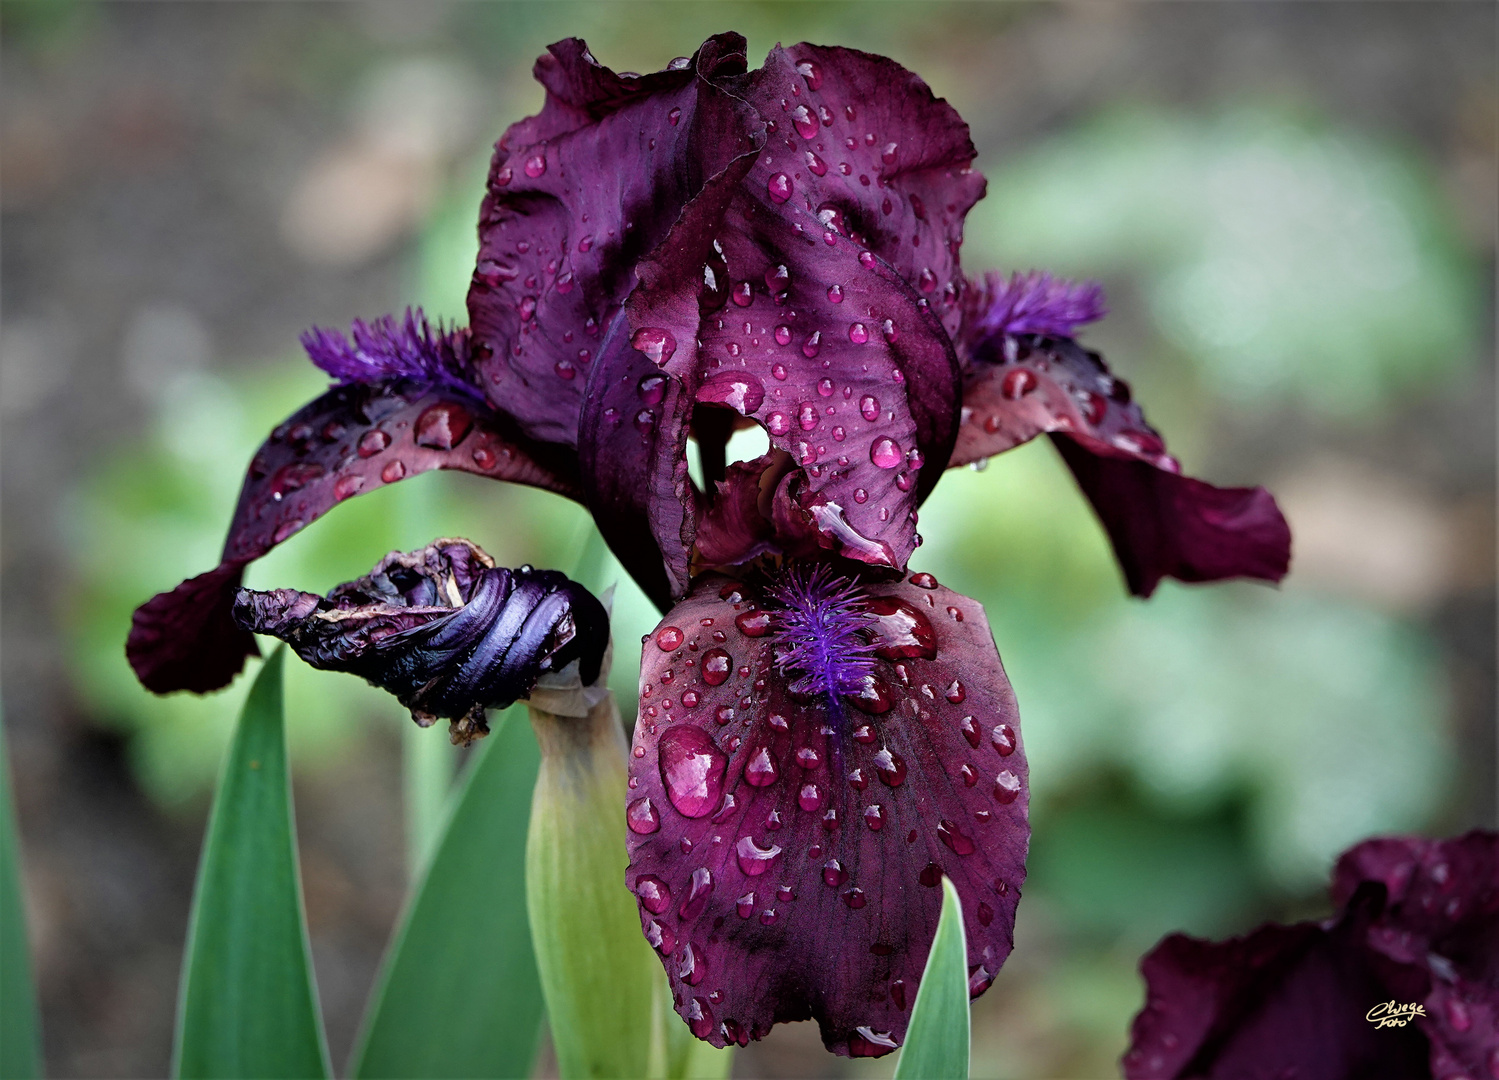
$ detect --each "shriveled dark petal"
[1123,890,1431,1080]
[952,333,1290,597]
[127,379,580,694]
[737,44,986,339]
[625,568,1027,1056]
[693,454,787,568]
[468,34,762,446]
[232,539,608,743]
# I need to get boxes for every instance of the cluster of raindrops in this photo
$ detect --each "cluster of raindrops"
[627,569,1025,1046]
[960,335,1180,472]
[230,388,522,562]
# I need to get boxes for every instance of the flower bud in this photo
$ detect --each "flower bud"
[232,538,608,744]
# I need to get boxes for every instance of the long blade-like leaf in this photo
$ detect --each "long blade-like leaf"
[1,715,42,1080]
[351,706,543,1079]
[894,876,971,1080]
[174,648,330,1079]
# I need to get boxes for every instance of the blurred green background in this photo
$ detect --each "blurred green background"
[3,3,1493,1077]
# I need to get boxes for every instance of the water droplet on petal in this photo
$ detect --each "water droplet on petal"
[859,395,879,421]
[333,474,365,501]
[658,727,728,819]
[698,372,766,415]
[937,819,976,855]
[870,437,902,469]
[357,429,391,457]
[636,874,671,913]
[991,723,1016,756]
[627,797,661,834]
[959,716,982,748]
[632,327,677,366]
[852,724,876,744]
[864,804,884,830]
[865,597,937,659]
[848,322,868,344]
[843,888,866,909]
[827,284,844,304]
[680,867,714,920]
[745,746,779,787]
[845,673,893,715]
[657,626,685,651]
[796,59,823,90]
[766,411,791,437]
[1001,368,1038,399]
[677,940,706,984]
[880,142,898,165]
[805,150,828,176]
[638,373,668,405]
[701,648,732,686]
[736,836,782,876]
[668,107,682,126]
[944,679,966,704]
[873,748,907,786]
[380,461,407,483]
[735,610,772,637]
[737,892,755,918]
[767,173,793,203]
[994,770,1021,804]
[685,996,714,1038]
[524,153,546,177]
[790,105,819,140]
[799,783,824,812]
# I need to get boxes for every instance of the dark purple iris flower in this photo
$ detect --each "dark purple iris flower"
[1125,831,1499,1080]
[126,33,1292,1059]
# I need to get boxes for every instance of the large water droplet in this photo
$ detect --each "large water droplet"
[767,173,793,203]
[790,105,819,140]
[796,59,823,90]
[766,411,791,437]
[638,373,668,405]
[1001,368,1037,400]
[864,597,937,659]
[667,107,682,126]
[843,888,866,910]
[636,874,671,913]
[357,429,391,457]
[802,331,822,358]
[937,819,976,855]
[736,836,782,876]
[700,648,731,686]
[873,748,907,786]
[880,142,898,166]
[805,151,828,176]
[656,626,685,651]
[799,783,824,812]
[848,322,868,344]
[744,746,779,787]
[658,727,728,819]
[993,770,1021,804]
[864,804,884,830]
[632,327,677,366]
[627,797,661,834]
[944,679,966,704]
[677,941,706,984]
[959,716,982,748]
[735,610,772,637]
[797,401,820,431]
[674,867,714,923]
[859,395,879,421]
[991,723,1016,756]
[380,461,407,483]
[846,674,893,715]
[524,153,546,178]
[698,372,766,415]
[685,997,714,1038]
[870,437,902,469]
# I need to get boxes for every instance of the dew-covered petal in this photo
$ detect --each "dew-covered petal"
[232,539,608,743]
[738,44,986,339]
[468,34,763,446]
[625,568,1028,1056]
[951,332,1290,597]
[1123,892,1430,1080]
[126,379,580,694]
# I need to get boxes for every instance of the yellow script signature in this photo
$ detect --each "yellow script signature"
[1366,1000,1427,1029]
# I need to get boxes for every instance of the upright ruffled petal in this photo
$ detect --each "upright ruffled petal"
[625,566,1028,1056]
[127,318,581,695]
[468,34,764,447]
[953,321,1290,597]
[737,44,986,340]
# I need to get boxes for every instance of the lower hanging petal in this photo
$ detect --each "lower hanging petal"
[127,378,581,694]
[625,565,1028,1055]
[951,331,1290,597]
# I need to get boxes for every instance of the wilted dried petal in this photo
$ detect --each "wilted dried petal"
[232,539,609,744]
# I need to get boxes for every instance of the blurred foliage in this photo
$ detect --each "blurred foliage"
[971,105,1481,415]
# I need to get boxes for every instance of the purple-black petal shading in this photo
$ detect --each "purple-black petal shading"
[1124,830,1499,1080]
[626,565,1028,1056]
[232,539,608,745]
[127,320,583,695]
[468,34,763,448]
[966,271,1106,340]
[952,320,1291,598]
